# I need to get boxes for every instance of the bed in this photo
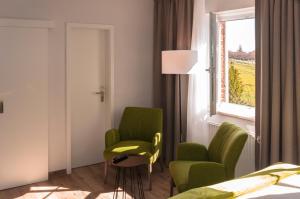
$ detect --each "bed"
[239,174,300,199]
[170,163,300,199]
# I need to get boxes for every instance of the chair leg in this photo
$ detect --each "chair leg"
[148,163,152,190]
[159,157,164,172]
[104,161,108,184]
[170,178,175,196]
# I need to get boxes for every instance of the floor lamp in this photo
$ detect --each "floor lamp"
[162,50,198,142]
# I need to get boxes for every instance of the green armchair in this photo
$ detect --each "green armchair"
[103,107,163,188]
[169,122,248,195]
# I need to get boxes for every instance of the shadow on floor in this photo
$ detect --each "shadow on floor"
[0,163,170,199]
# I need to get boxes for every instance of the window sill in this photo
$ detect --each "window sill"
[207,111,255,138]
[217,102,255,121]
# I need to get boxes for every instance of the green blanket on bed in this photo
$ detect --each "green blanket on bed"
[170,163,300,199]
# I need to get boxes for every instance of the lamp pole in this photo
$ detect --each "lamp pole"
[178,75,183,142]
[161,50,198,143]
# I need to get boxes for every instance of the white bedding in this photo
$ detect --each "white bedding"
[239,174,300,199]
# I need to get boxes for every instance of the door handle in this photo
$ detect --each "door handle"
[95,89,105,102]
[0,101,3,113]
[95,91,104,95]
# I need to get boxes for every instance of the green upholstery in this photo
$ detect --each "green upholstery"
[105,129,120,148]
[104,140,153,158]
[103,107,163,164]
[177,143,208,161]
[169,122,248,193]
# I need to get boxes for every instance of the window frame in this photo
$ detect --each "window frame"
[210,7,255,121]
[216,7,255,22]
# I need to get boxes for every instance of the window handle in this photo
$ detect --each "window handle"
[256,136,261,144]
[205,67,215,73]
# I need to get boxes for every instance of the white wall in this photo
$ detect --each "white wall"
[205,0,255,12]
[0,0,154,172]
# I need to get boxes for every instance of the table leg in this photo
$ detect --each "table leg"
[113,167,121,199]
[136,167,145,199]
[113,168,121,199]
[130,168,136,198]
[114,166,146,199]
[122,168,126,199]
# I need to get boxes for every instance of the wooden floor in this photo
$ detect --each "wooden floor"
[0,163,171,199]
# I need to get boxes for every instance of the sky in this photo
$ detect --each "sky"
[226,18,255,52]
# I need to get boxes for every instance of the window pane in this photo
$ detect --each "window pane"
[227,19,255,107]
[217,18,255,109]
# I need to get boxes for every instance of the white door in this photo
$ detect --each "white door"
[0,22,49,190]
[69,27,109,168]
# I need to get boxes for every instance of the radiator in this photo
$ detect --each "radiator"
[208,123,256,177]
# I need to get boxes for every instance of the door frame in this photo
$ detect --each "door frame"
[66,23,115,174]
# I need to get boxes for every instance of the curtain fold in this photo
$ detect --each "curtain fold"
[187,0,210,145]
[153,0,194,164]
[256,0,300,169]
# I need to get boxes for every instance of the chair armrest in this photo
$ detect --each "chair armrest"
[177,143,209,161]
[188,162,226,189]
[105,129,120,148]
[152,132,162,155]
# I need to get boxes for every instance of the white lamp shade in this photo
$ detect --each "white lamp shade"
[162,50,198,74]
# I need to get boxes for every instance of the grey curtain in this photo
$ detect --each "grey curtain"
[256,0,300,169]
[153,0,194,164]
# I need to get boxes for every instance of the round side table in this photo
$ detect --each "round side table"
[111,155,148,199]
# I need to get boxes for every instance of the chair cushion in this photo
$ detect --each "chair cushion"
[169,161,199,193]
[103,140,153,163]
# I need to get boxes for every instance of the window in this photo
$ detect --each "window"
[211,8,255,120]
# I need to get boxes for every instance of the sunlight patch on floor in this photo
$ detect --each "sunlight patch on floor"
[98,187,133,199]
[22,186,91,198]
[30,186,69,191]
